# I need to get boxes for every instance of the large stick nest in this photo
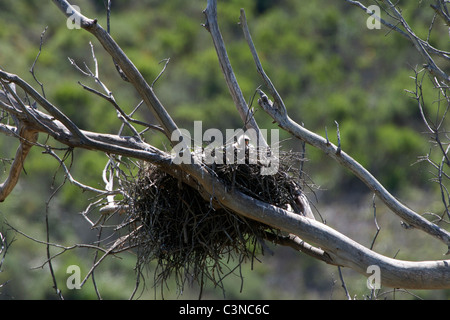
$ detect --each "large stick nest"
[122,150,310,297]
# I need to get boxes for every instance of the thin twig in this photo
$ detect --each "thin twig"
[30,26,48,98]
[203,1,268,148]
[370,194,381,250]
[338,266,352,300]
[151,58,170,88]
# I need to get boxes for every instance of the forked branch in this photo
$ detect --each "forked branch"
[203,0,268,147]
[237,8,450,249]
[1,0,450,292]
[47,0,450,290]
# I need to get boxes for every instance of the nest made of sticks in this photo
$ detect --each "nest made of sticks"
[122,150,309,297]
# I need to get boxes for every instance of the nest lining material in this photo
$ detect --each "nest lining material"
[123,150,308,296]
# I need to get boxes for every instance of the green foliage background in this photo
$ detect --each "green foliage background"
[1,0,450,299]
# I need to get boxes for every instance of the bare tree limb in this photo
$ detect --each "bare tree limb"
[1,0,450,292]
[431,0,450,26]
[258,91,450,249]
[46,0,450,289]
[0,123,38,202]
[383,0,450,84]
[236,5,450,248]
[203,0,268,147]
[239,9,287,117]
[52,0,180,142]
[345,0,450,80]
[5,81,450,290]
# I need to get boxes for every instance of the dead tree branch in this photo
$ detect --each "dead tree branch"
[0,120,38,202]
[32,0,450,290]
[237,7,450,248]
[52,0,180,143]
[1,0,450,292]
[203,0,268,147]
